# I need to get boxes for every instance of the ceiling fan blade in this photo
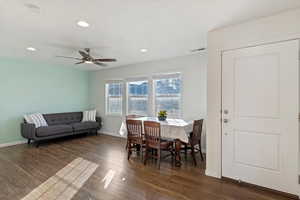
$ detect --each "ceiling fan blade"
[84,48,90,54]
[94,62,107,67]
[94,58,117,62]
[56,56,82,60]
[75,61,85,64]
[78,50,89,58]
[190,48,206,52]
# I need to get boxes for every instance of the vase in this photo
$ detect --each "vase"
[158,116,167,121]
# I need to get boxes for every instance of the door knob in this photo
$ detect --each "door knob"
[223,119,229,123]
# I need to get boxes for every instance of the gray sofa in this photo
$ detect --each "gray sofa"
[21,112,102,146]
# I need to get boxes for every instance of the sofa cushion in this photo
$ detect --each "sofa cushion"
[72,122,99,131]
[36,125,73,137]
[43,112,83,126]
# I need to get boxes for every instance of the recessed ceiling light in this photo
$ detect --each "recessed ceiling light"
[85,61,93,64]
[77,21,89,28]
[26,47,36,51]
[140,48,148,53]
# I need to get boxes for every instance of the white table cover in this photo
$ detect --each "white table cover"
[119,117,193,143]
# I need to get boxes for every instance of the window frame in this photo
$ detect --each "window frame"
[152,73,182,118]
[104,73,182,118]
[105,80,124,116]
[125,77,150,116]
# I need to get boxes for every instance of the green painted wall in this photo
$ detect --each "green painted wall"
[0,58,90,144]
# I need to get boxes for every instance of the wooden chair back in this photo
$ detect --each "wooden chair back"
[190,119,204,145]
[126,119,143,142]
[143,121,161,148]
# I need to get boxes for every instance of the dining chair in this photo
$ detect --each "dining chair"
[125,114,144,150]
[143,121,174,169]
[126,119,144,160]
[183,119,204,166]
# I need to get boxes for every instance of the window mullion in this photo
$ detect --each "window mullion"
[122,81,127,117]
[148,78,154,117]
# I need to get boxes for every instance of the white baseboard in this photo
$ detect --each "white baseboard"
[98,131,126,139]
[0,140,26,148]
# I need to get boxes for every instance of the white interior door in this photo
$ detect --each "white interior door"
[222,40,299,195]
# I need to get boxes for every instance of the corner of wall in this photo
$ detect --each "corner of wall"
[205,169,221,179]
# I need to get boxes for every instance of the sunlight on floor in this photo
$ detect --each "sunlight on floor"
[21,158,98,200]
[101,169,116,189]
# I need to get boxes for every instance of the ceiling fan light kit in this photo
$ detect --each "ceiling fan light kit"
[26,47,37,51]
[77,21,90,28]
[57,48,117,67]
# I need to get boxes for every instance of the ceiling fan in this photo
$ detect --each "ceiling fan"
[56,48,117,66]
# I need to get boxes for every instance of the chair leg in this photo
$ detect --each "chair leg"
[191,146,197,166]
[184,144,188,160]
[157,149,161,169]
[171,149,174,164]
[141,144,145,161]
[136,144,141,152]
[127,142,132,160]
[141,146,144,161]
[198,140,204,161]
[144,147,149,165]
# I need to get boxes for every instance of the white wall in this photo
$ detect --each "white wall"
[207,8,300,178]
[89,53,207,138]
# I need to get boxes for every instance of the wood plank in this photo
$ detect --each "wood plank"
[0,134,293,200]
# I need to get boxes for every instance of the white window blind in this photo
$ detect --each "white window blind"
[127,80,149,116]
[105,82,123,115]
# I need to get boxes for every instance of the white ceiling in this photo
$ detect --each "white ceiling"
[1,0,300,70]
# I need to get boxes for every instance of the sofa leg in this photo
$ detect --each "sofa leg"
[27,139,31,145]
[35,142,39,148]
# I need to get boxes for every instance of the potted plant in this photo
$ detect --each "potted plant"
[158,110,167,121]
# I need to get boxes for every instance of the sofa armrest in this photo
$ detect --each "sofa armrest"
[21,123,36,139]
[96,116,102,130]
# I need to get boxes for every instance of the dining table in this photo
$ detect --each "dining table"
[119,117,194,167]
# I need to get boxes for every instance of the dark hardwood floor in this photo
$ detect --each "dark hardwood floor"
[0,134,294,200]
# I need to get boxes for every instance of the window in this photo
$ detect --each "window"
[127,80,148,115]
[105,82,123,115]
[154,75,181,118]
[105,73,182,118]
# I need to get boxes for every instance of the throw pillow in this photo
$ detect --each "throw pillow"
[82,110,97,122]
[24,113,48,128]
